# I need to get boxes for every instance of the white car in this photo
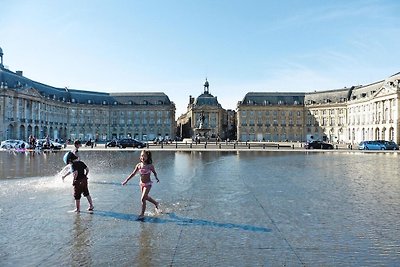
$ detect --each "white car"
[35,139,63,150]
[0,139,29,149]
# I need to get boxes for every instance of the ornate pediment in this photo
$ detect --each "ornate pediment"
[373,83,398,98]
[20,87,43,98]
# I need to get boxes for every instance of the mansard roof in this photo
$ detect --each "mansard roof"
[0,67,172,106]
[240,92,305,106]
[347,73,400,101]
[110,92,172,105]
[304,88,350,105]
[194,91,220,106]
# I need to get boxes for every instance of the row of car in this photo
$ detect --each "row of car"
[304,140,399,150]
[358,140,399,150]
[0,139,64,150]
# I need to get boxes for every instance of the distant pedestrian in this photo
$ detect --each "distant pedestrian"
[122,150,160,220]
[62,152,94,212]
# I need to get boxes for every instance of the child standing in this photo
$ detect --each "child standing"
[62,152,94,212]
[122,150,160,220]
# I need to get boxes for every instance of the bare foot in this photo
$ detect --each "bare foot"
[68,209,80,213]
[155,203,161,213]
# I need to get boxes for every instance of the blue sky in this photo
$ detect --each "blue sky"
[1,0,399,116]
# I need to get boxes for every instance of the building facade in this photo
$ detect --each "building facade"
[237,72,400,144]
[2,47,399,145]
[237,92,305,142]
[176,79,228,140]
[0,48,175,142]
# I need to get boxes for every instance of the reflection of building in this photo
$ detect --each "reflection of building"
[237,72,400,144]
[0,48,175,141]
[176,79,227,140]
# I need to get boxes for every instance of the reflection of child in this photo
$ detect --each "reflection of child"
[122,150,160,220]
[62,152,94,212]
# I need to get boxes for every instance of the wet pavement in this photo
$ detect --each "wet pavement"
[0,150,399,266]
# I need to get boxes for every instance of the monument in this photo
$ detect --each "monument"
[194,111,212,142]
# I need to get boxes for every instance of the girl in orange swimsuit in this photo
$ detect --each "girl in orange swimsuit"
[122,150,160,220]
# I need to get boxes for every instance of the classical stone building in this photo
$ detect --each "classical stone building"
[237,72,400,144]
[176,79,228,140]
[345,73,400,143]
[237,92,305,142]
[0,48,175,142]
[304,88,348,143]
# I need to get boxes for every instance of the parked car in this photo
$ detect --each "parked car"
[1,139,21,149]
[358,141,385,150]
[117,138,146,148]
[105,140,118,148]
[376,140,399,150]
[304,141,334,149]
[0,139,29,149]
[35,139,63,150]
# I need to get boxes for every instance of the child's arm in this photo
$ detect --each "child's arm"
[151,165,159,183]
[61,164,72,181]
[85,167,89,178]
[122,164,139,185]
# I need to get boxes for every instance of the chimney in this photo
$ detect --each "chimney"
[16,70,23,76]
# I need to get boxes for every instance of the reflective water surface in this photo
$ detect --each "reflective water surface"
[0,150,399,266]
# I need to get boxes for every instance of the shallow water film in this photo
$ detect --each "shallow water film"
[1,150,399,266]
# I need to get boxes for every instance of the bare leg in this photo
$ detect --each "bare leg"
[139,187,158,218]
[146,196,159,208]
[86,195,94,210]
[140,193,147,217]
[74,199,80,212]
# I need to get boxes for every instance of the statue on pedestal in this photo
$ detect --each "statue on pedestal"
[198,111,205,129]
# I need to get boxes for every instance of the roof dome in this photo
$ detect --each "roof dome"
[194,92,220,106]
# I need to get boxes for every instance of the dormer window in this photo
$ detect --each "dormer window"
[102,100,108,105]
[128,100,134,105]
[88,99,92,104]
[278,100,283,105]
[71,98,76,103]
[113,101,118,105]
[143,100,148,105]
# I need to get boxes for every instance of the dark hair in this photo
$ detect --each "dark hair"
[67,152,78,164]
[74,140,81,146]
[142,150,152,164]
